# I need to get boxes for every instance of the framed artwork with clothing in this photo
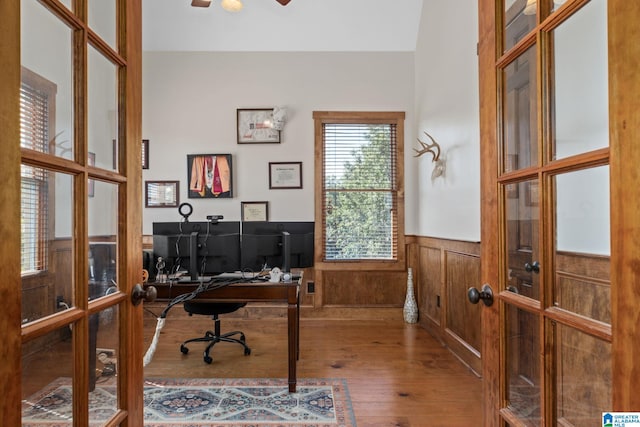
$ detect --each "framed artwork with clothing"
[187,154,233,198]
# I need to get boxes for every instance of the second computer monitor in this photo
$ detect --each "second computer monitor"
[240,221,314,273]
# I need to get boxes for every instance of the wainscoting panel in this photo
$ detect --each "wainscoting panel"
[22,239,72,358]
[555,251,611,323]
[445,251,481,354]
[407,236,481,375]
[22,279,53,325]
[321,270,407,307]
[22,240,71,324]
[419,246,442,326]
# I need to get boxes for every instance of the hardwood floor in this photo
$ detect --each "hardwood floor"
[143,308,483,426]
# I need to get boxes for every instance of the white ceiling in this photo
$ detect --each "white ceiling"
[142,0,424,52]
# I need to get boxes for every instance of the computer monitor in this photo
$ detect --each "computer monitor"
[240,222,314,273]
[152,221,241,280]
[287,230,315,270]
[240,233,282,273]
[88,242,117,283]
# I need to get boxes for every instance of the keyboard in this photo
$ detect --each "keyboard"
[175,276,213,284]
[214,271,261,280]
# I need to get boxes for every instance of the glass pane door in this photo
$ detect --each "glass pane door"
[498,0,611,425]
[19,0,143,424]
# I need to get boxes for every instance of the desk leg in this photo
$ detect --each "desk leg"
[297,291,300,360]
[287,290,298,393]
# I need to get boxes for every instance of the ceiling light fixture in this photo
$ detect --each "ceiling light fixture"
[192,0,292,10]
[221,0,243,12]
[523,0,567,15]
[523,0,537,15]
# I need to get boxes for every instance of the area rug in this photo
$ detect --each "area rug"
[22,377,356,427]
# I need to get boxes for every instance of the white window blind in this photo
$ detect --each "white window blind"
[20,80,50,273]
[322,122,398,261]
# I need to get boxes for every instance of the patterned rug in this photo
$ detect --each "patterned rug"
[22,377,356,426]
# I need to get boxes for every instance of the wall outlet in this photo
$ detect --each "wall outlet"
[307,281,315,294]
[56,295,65,308]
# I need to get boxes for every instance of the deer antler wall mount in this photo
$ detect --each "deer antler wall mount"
[414,131,441,162]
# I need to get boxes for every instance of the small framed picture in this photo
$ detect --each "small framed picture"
[145,181,179,208]
[88,152,95,197]
[237,108,281,144]
[241,201,269,222]
[525,180,539,207]
[142,139,149,169]
[112,139,149,170]
[269,162,302,189]
[112,139,117,170]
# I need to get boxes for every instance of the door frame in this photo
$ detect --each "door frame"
[0,0,144,425]
[0,1,23,425]
[607,0,640,410]
[478,0,640,425]
[478,1,501,424]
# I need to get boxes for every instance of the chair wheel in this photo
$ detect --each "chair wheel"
[180,345,189,355]
[203,354,213,364]
[244,347,251,356]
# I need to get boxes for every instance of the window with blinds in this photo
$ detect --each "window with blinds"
[20,77,50,273]
[321,121,399,261]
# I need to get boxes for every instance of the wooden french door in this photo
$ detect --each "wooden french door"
[0,0,145,425]
[478,0,640,426]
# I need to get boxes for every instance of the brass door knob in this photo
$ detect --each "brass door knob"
[131,284,157,306]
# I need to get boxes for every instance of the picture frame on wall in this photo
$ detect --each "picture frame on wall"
[112,139,149,170]
[237,108,281,144]
[525,181,539,207]
[269,161,302,189]
[241,201,269,222]
[112,140,117,170]
[187,154,233,198]
[145,181,179,208]
[142,139,149,169]
[88,152,95,197]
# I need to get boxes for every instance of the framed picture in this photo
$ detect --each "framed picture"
[88,152,95,197]
[237,108,281,144]
[241,201,269,222]
[525,181,539,207]
[187,154,233,198]
[145,181,179,208]
[112,140,117,170]
[112,139,149,170]
[505,182,518,199]
[142,139,149,169]
[269,162,302,189]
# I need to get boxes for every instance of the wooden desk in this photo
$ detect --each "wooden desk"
[149,280,300,392]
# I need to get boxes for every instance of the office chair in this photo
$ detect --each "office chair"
[180,301,251,364]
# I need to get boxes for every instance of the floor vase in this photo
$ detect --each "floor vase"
[403,267,418,323]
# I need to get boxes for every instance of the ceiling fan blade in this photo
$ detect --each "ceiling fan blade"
[191,0,212,7]
[275,0,291,5]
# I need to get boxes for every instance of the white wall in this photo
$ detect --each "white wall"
[142,51,415,234]
[141,2,484,240]
[412,0,481,241]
